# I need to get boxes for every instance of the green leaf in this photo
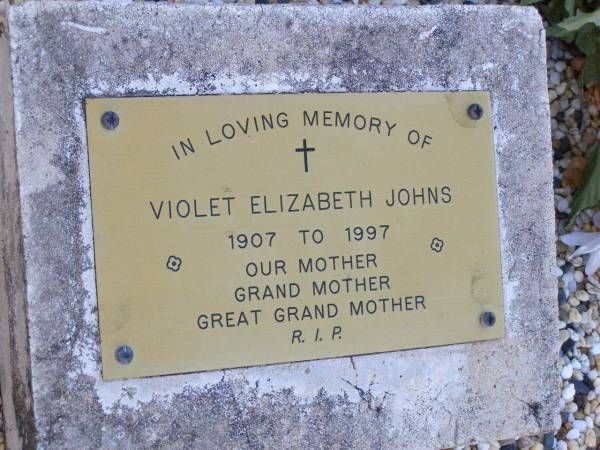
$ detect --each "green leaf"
[565,0,576,16]
[579,49,600,85]
[547,8,600,36]
[544,0,568,24]
[568,142,600,227]
[575,22,600,54]
[547,25,578,42]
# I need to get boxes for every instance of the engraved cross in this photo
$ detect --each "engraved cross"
[295,138,315,173]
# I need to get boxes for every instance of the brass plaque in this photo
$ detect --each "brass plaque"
[86,92,504,380]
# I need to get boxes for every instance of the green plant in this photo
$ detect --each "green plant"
[568,142,600,226]
[523,0,600,86]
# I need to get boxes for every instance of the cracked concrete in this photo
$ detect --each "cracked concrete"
[0,2,558,449]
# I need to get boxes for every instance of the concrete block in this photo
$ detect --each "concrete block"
[0,2,558,448]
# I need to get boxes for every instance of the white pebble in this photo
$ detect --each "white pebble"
[586,416,594,428]
[565,281,576,296]
[580,356,591,371]
[557,440,567,450]
[591,344,600,355]
[593,212,600,228]
[557,197,570,213]
[552,45,564,59]
[573,256,584,267]
[574,270,584,283]
[563,383,576,400]
[576,215,588,228]
[556,61,567,72]
[562,364,574,379]
[557,81,568,94]
[573,419,587,431]
[576,290,590,302]
[566,428,580,440]
[589,370,598,380]
[476,444,490,450]
[550,71,561,85]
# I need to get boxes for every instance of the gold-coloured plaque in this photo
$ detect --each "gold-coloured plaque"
[86,92,504,380]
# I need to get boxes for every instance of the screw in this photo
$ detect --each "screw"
[480,311,496,327]
[115,345,134,364]
[101,111,119,130]
[467,103,484,120]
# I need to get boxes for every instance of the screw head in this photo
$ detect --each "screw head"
[101,111,119,130]
[480,311,496,327]
[115,345,134,364]
[467,103,484,120]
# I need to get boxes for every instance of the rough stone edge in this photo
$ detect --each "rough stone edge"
[0,6,36,450]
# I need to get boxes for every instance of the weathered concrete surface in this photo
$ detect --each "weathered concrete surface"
[0,2,558,449]
[0,10,35,450]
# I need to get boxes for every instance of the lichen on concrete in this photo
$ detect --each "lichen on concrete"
[0,2,558,449]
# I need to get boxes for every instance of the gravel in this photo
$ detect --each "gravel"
[549,32,600,450]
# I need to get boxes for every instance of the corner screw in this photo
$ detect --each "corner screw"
[101,111,119,130]
[467,103,484,120]
[480,311,496,328]
[115,345,134,364]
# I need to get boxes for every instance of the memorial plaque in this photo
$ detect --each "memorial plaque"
[86,91,503,380]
